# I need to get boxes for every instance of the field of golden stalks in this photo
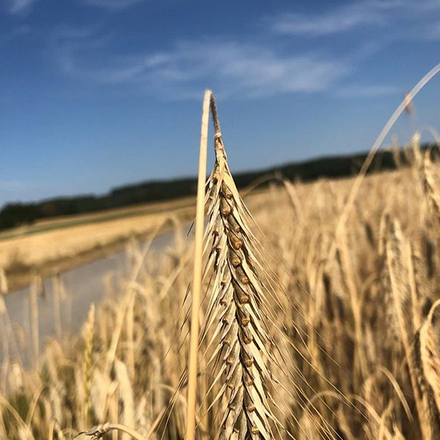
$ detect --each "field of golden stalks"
[0,197,196,292]
[2,91,440,440]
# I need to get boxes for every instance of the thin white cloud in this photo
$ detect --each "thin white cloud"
[82,0,145,9]
[424,21,440,39]
[9,0,146,13]
[53,34,352,99]
[267,0,440,38]
[414,0,440,12]
[268,1,401,36]
[334,84,400,98]
[9,0,38,14]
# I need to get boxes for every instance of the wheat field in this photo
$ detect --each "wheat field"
[2,91,440,440]
[0,198,196,292]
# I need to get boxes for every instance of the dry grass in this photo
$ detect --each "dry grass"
[3,91,440,439]
[0,199,196,291]
[0,151,439,440]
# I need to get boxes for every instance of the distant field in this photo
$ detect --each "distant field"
[0,196,197,291]
[0,196,196,241]
[0,186,271,293]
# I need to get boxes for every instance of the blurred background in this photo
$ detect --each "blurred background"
[1,0,440,207]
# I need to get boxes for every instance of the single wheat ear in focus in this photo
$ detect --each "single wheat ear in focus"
[191,91,283,440]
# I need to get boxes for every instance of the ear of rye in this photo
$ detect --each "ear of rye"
[196,102,282,439]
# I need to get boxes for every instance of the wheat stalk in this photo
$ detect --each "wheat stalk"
[329,62,440,267]
[384,215,436,439]
[188,93,290,440]
[30,277,40,366]
[84,304,95,428]
[420,299,440,416]
[423,153,440,221]
[185,89,213,440]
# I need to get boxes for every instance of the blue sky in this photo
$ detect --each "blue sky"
[1,0,440,206]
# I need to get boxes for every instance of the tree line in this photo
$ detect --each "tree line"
[0,148,404,231]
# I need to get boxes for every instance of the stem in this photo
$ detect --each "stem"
[329,62,440,264]
[185,89,213,440]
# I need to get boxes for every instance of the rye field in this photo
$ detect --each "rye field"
[0,197,196,292]
[2,91,440,440]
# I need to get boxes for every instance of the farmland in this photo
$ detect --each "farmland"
[1,131,439,439]
[0,196,196,292]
